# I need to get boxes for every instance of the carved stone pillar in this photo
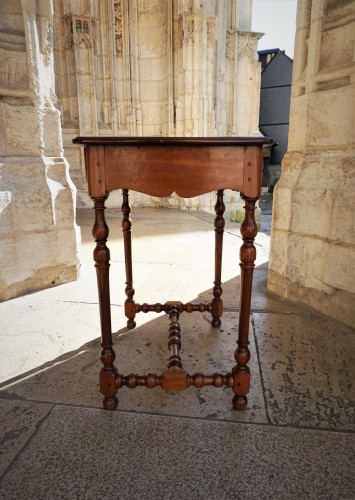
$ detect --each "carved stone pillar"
[113,0,135,136]
[54,0,126,206]
[268,0,355,327]
[224,3,263,222]
[173,3,218,137]
[127,0,174,137]
[234,32,262,136]
[0,0,80,301]
[64,12,98,135]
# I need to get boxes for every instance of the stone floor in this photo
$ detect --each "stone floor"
[0,207,354,499]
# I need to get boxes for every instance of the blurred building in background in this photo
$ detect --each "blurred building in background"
[258,48,293,192]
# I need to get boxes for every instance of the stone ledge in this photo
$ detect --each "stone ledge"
[0,264,78,302]
[267,268,355,328]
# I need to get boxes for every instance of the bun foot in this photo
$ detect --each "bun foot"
[211,317,221,328]
[127,319,136,329]
[103,396,118,411]
[233,394,247,410]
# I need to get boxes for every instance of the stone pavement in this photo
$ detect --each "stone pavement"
[0,207,354,499]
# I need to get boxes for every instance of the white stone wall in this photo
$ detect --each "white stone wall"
[0,0,80,301]
[53,0,263,221]
[268,0,355,327]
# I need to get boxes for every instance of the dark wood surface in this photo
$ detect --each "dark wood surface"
[74,136,271,146]
[75,136,271,411]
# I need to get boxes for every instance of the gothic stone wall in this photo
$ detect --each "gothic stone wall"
[0,0,80,301]
[268,0,355,327]
[53,0,262,222]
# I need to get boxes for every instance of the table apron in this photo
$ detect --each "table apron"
[85,145,262,198]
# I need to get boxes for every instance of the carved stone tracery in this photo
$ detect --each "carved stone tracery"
[207,16,217,44]
[182,15,195,45]
[64,14,94,49]
[226,30,237,60]
[237,33,257,60]
[114,0,123,56]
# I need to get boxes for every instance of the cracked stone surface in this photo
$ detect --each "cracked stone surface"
[0,400,53,476]
[253,312,355,430]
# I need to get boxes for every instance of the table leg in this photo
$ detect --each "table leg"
[93,196,118,410]
[211,189,225,328]
[232,195,258,410]
[122,189,136,329]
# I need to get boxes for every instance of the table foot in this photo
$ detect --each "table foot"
[127,319,136,329]
[233,394,247,410]
[211,317,221,328]
[103,396,118,411]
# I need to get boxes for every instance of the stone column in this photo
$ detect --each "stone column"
[0,0,80,301]
[129,0,174,137]
[173,0,218,137]
[268,0,355,327]
[223,0,263,221]
[54,0,98,206]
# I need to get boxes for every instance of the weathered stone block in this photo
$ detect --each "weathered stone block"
[0,101,42,156]
[306,88,354,148]
[137,0,165,28]
[42,108,64,156]
[138,28,166,58]
[269,147,355,327]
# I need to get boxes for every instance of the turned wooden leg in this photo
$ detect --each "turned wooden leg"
[122,189,136,329]
[211,189,225,328]
[93,196,118,410]
[232,195,258,410]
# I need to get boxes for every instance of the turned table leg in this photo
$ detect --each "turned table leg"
[233,195,258,410]
[211,189,225,328]
[93,196,118,410]
[122,189,136,329]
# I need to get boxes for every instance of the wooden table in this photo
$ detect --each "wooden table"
[73,136,272,411]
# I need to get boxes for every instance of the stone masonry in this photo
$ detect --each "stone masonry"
[0,0,80,301]
[268,0,355,327]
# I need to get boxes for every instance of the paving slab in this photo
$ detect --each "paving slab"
[0,400,53,477]
[253,312,355,431]
[0,405,353,500]
[0,299,122,384]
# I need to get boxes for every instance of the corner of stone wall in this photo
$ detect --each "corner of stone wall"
[268,267,355,328]
[0,156,80,302]
[268,149,355,328]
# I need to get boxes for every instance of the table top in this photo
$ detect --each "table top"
[73,136,273,147]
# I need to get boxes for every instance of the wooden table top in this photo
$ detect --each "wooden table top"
[73,136,273,147]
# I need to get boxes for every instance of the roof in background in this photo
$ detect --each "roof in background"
[257,48,280,55]
[260,50,293,74]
